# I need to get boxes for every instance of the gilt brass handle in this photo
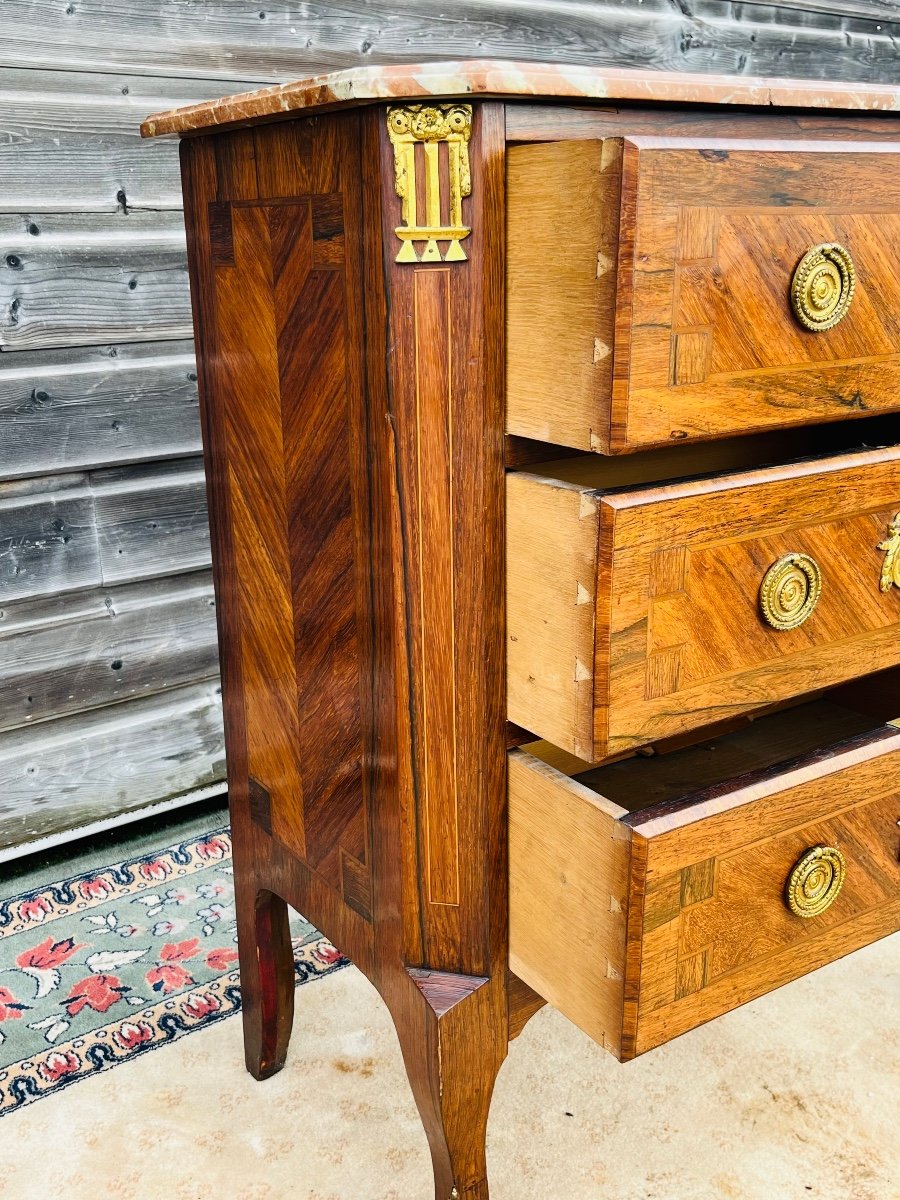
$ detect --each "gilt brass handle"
[785,845,846,918]
[878,512,900,592]
[791,243,856,332]
[759,553,822,631]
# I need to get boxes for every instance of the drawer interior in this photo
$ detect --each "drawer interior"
[513,409,900,494]
[541,698,895,820]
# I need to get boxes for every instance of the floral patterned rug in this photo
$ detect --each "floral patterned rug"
[0,827,345,1115]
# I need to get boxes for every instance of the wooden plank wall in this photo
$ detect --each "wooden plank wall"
[0,70,257,856]
[1,0,895,857]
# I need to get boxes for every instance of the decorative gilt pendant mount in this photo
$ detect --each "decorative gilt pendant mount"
[387,104,473,264]
[878,512,900,592]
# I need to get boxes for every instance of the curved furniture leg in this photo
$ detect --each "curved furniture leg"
[234,869,295,1081]
[390,970,507,1200]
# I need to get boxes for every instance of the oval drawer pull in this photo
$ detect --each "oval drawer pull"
[791,242,856,331]
[785,845,846,918]
[759,552,822,631]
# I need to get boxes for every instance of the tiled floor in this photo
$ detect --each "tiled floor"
[0,924,897,1199]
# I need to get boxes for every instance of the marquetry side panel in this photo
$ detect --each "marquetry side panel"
[182,114,374,933]
[211,202,307,860]
[380,103,507,977]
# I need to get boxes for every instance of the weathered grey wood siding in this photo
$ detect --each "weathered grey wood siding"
[2,1,895,856]
[2,2,900,83]
[0,66,258,856]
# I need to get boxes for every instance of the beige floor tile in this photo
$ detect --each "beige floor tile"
[0,933,897,1200]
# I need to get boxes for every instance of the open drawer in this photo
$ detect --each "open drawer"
[507,441,900,762]
[507,137,900,453]
[509,700,900,1061]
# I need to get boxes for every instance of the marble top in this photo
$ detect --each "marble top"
[141,59,900,139]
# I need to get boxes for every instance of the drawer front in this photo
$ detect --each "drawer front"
[509,723,900,1062]
[507,137,900,454]
[508,446,900,761]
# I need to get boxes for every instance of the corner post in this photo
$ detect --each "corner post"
[367,100,510,1199]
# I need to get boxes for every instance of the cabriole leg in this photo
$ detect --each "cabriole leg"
[234,868,295,1081]
[389,971,507,1200]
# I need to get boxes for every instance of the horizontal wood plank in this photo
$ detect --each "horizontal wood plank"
[0,340,200,480]
[0,473,100,604]
[0,68,258,213]
[0,212,190,352]
[0,2,896,84]
[0,458,210,604]
[0,570,219,733]
[92,458,211,585]
[737,0,898,21]
[0,679,225,853]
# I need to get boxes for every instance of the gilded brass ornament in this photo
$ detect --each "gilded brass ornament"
[785,845,846,918]
[877,512,900,592]
[759,552,822,631]
[790,242,856,332]
[387,104,472,264]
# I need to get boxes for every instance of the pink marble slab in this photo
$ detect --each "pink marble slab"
[141,58,900,139]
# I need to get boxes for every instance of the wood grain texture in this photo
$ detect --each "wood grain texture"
[506,472,598,759]
[509,749,630,1056]
[233,870,296,1081]
[181,126,381,1101]
[0,51,250,851]
[508,136,900,452]
[0,678,224,854]
[379,104,508,981]
[509,703,900,1061]
[624,723,900,1057]
[508,444,900,760]
[506,970,546,1040]
[0,341,201,480]
[0,212,191,352]
[0,458,210,605]
[10,1,900,85]
[507,139,622,452]
[203,119,371,898]
[373,102,510,1200]
[178,85,900,1196]
[0,571,218,733]
[8,0,900,866]
[505,104,900,144]
[0,67,259,213]
[182,100,512,1199]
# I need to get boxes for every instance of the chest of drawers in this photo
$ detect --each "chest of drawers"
[144,62,900,1198]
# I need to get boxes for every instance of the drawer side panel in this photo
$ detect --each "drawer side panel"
[508,749,630,1057]
[506,139,622,453]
